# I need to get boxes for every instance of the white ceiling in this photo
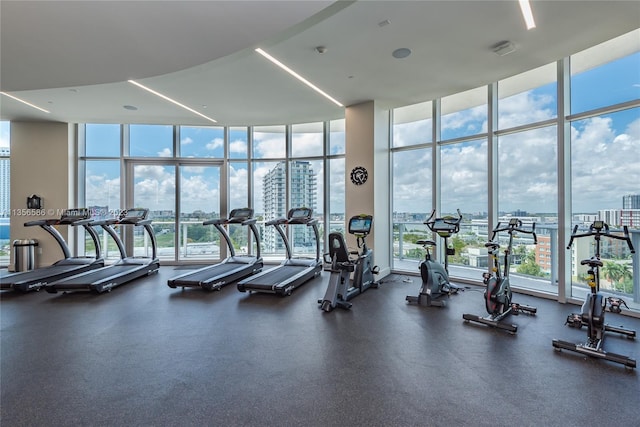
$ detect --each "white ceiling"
[1,1,638,127]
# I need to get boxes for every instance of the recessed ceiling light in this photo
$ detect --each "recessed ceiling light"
[0,91,50,113]
[255,48,343,107]
[392,48,412,59]
[123,105,138,111]
[518,0,536,30]
[128,80,217,123]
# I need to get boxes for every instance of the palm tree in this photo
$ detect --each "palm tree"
[601,261,627,291]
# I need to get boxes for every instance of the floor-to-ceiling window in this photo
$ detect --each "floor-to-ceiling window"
[569,31,640,306]
[391,101,433,269]
[390,29,639,313]
[79,121,345,264]
[0,121,10,266]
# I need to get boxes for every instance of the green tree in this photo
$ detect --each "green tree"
[516,250,543,277]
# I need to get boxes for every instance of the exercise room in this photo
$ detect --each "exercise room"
[1,2,639,426]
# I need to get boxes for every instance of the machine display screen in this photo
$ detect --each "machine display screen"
[230,208,253,219]
[123,209,148,220]
[432,219,454,231]
[289,208,312,219]
[349,216,372,234]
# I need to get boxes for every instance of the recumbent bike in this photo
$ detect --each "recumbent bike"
[318,214,379,312]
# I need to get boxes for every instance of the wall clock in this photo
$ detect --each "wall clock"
[350,166,368,185]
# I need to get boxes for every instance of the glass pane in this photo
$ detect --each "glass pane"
[393,101,432,147]
[290,159,323,256]
[253,161,285,258]
[329,119,345,155]
[179,126,224,158]
[179,165,220,260]
[328,157,345,233]
[229,161,249,210]
[392,148,432,271]
[1,121,10,265]
[85,160,121,259]
[440,139,489,281]
[571,31,640,115]
[133,164,176,261]
[129,124,173,157]
[498,126,557,294]
[441,86,487,141]
[571,109,639,218]
[253,125,285,159]
[498,63,557,129]
[291,122,323,157]
[229,126,248,159]
[86,124,120,157]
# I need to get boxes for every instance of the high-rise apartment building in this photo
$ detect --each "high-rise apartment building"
[622,194,640,209]
[262,161,317,253]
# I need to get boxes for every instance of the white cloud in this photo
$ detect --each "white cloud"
[157,148,172,157]
[206,137,223,151]
[229,139,247,154]
[181,136,193,145]
[254,133,285,158]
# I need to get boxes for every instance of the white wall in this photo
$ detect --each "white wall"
[345,101,391,278]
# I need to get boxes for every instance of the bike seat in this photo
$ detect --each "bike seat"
[484,242,500,250]
[580,256,603,267]
[328,232,351,263]
[416,239,436,247]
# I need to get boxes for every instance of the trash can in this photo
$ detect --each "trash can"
[13,239,38,272]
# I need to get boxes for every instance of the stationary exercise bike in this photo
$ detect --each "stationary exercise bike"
[318,214,379,312]
[406,209,463,307]
[463,218,537,333]
[552,221,636,368]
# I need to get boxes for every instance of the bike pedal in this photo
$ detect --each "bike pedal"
[565,313,583,328]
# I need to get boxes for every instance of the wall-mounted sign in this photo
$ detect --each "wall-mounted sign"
[350,166,368,186]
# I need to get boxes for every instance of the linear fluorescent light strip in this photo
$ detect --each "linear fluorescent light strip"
[518,0,536,30]
[0,91,50,113]
[255,48,343,107]
[127,80,217,123]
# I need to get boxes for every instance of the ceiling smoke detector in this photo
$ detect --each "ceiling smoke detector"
[315,46,327,54]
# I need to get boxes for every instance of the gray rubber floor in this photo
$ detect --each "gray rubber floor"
[1,266,639,426]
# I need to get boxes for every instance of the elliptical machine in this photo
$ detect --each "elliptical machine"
[318,214,379,312]
[406,209,463,307]
[552,221,636,368]
[463,218,537,333]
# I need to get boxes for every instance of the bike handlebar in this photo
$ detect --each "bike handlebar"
[567,222,635,253]
[490,219,537,244]
[424,208,462,232]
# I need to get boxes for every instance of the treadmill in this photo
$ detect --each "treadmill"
[0,208,104,292]
[237,207,322,296]
[45,208,160,294]
[167,208,263,291]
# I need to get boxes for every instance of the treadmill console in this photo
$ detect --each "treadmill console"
[288,207,313,220]
[349,215,373,236]
[61,208,91,221]
[229,208,254,221]
[119,208,149,222]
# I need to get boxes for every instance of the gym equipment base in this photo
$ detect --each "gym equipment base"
[462,303,536,334]
[552,339,636,368]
